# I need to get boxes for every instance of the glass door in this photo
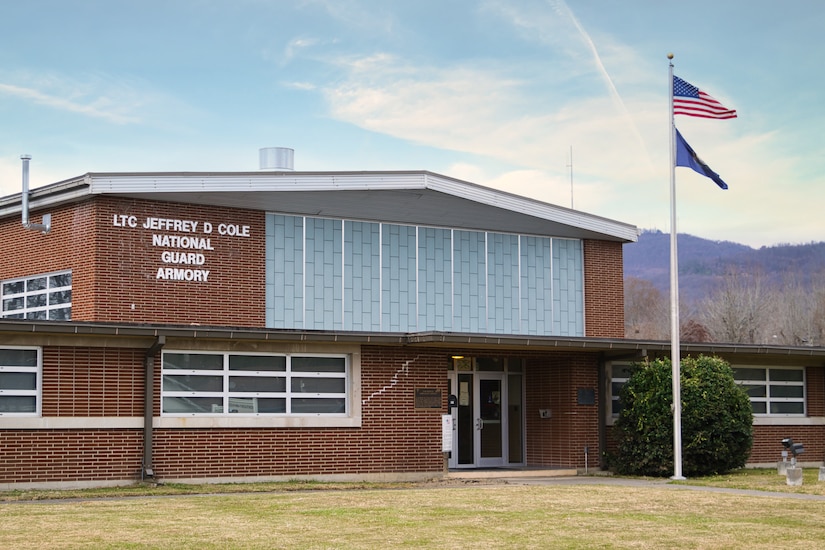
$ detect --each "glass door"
[448,370,507,468]
[451,372,475,467]
[476,372,506,467]
[448,358,523,469]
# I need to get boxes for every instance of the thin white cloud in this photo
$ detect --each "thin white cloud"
[284,81,318,91]
[321,51,656,182]
[0,82,139,125]
[484,0,654,172]
[281,37,321,65]
[314,40,825,247]
[301,0,395,34]
[553,0,654,171]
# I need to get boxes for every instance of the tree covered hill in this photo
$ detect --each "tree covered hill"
[623,230,825,304]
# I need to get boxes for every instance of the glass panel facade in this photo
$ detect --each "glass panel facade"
[0,372,36,390]
[164,353,223,371]
[229,355,286,372]
[0,396,37,413]
[266,214,585,336]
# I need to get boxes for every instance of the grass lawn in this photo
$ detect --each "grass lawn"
[0,470,823,548]
[671,466,825,495]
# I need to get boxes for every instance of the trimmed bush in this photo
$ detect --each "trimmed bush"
[613,354,753,477]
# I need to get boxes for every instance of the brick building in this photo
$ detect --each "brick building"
[0,153,823,489]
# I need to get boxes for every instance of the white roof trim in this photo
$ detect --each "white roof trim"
[2,170,638,242]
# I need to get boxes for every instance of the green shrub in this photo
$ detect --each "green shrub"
[613,355,753,477]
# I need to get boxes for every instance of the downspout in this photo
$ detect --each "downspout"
[597,354,607,470]
[144,336,165,480]
[20,155,51,234]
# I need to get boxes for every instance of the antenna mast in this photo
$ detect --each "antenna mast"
[567,145,574,209]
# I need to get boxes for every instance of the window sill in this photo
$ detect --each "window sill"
[155,415,361,429]
[0,415,361,429]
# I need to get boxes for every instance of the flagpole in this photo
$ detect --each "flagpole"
[668,53,685,480]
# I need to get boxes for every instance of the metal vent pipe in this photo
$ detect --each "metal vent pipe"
[20,155,50,234]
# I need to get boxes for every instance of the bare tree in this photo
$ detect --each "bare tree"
[681,319,712,343]
[699,269,772,344]
[769,273,825,346]
[624,277,669,340]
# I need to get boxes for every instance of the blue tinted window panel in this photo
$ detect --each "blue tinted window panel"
[382,224,417,332]
[305,218,343,330]
[267,215,304,329]
[345,221,381,331]
[552,239,584,336]
[418,227,452,332]
[453,230,486,332]
[521,235,552,335]
[487,233,520,334]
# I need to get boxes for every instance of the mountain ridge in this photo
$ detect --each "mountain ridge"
[623,230,825,303]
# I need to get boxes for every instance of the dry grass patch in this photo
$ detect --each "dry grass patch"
[672,467,825,495]
[1,482,825,549]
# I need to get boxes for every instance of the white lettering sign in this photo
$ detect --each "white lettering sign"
[142,217,199,232]
[152,234,214,250]
[112,215,251,283]
[156,267,210,281]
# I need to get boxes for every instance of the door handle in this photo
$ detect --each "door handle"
[476,418,484,430]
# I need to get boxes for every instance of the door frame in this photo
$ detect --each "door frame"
[475,371,506,468]
[448,368,521,469]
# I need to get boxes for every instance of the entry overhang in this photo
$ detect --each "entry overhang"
[1,320,823,367]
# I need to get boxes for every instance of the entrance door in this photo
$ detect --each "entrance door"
[476,373,505,467]
[449,371,507,468]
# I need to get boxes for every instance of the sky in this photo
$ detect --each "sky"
[1,0,822,248]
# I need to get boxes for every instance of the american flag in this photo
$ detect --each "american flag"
[673,76,737,119]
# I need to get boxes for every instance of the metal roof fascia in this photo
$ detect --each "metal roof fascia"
[0,321,823,362]
[87,171,638,243]
[86,172,431,194]
[423,173,638,242]
[0,176,91,219]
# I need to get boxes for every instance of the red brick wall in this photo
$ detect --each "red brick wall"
[152,347,448,479]
[525,352,601,468]
[42,347,145,416]
[0,201,95,318]
[806,366,824,417]
[94,197,265,326]
[2,338,822,485]
[0,346,146,484]
[583,240,625,337]
[0,345,450,484]
[0,197,266,326]
[605,365,825,466]
[0,430,143,484]
[749,425,823,465]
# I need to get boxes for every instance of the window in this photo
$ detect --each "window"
[161,352,348,416]
[733,367,805,416]
[609,363,806,419]
[610,363,633,417]
[0,347,41,416]
[1,271,72,320]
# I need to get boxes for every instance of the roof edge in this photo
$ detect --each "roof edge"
[1,321,823,361]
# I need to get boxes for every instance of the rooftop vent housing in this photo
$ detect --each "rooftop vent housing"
[259,147,294,171]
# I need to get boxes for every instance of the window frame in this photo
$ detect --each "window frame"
[1,270,72,321]
[732,366,806,417]
[0,346,42,417]
[608,362,633,419]
[160,350,350,418]
[607,362,808,422]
